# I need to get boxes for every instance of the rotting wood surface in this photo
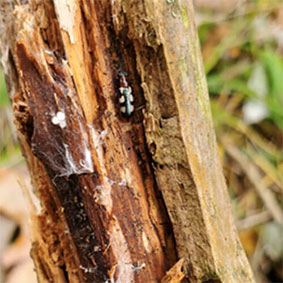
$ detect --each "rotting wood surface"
[0,0,255,283]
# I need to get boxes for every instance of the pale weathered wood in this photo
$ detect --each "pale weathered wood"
[0,0,255,282]
[118,1,255,282]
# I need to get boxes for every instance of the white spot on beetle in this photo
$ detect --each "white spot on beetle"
[120,106,126,113]
[119,96,125,103]
[130,94,134,102]
[130,105,134,112]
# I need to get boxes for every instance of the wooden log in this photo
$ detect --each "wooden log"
[0,0,255,282]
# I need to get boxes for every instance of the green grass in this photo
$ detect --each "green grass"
[0,69,9,106]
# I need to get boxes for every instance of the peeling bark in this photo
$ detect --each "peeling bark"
[0,0,255,283]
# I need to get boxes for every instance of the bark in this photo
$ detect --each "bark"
[0,0,255,282]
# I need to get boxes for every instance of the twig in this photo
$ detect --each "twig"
[236,210,272,230]
[222,137,283,224]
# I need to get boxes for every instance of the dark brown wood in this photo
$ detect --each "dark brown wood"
[0,0,255,282]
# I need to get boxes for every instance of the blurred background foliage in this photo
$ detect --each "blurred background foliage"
[0,70,20,166]
[195,0,283,282]
[0,0,282,282]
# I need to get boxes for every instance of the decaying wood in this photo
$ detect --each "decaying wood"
[161,258,185,283]
[0,0,255,282]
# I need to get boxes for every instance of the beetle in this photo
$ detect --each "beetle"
[118,72,134,118]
